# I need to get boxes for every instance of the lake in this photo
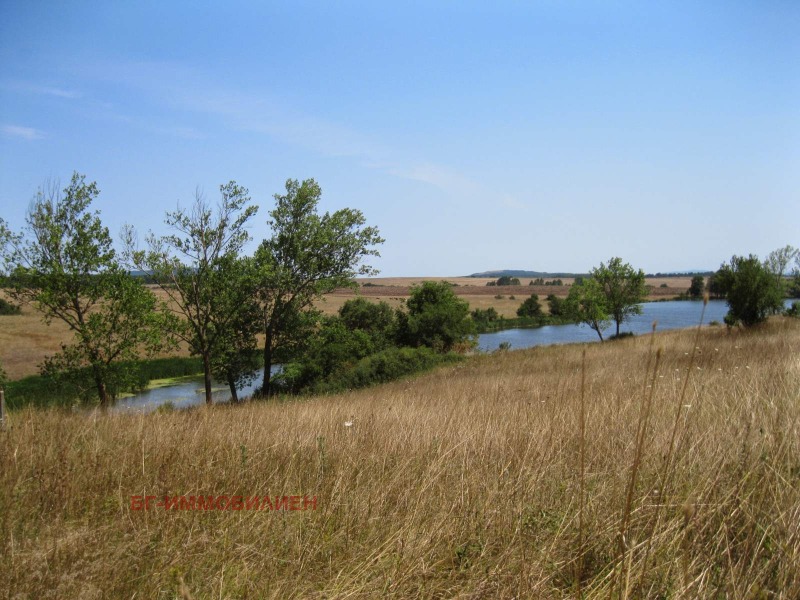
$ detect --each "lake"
[115,299,795,412]
[478,299,795,352]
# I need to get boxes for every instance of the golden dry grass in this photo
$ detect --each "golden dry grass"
[2,317,799,598]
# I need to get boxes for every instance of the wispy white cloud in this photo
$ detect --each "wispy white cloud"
[2,81,81,99]
[1,124,45,140]
[77,59,521,200]
[388,163,482,198]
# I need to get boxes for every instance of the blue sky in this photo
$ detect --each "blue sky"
[1,1,798,276]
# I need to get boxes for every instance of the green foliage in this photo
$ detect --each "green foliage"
[707,272,726,299]
[496,276,520,286]
[0,360,7,389]
[299,347,463,395]
[0,297,21,315]
[591,257,647,337]
[659,283,668,288]
[546,294,565,316]
[530,277,544,285]
[339,298,395,342]
[284,299,397,391]
[764,245,798,291]
[471,307,500,323]
[253,178,384,396]
[786,301,799,318]
[688,275,705,299]
[3,174,169,407]
[565,277,611,341]
[516,294,542,317]
[397,281,475,352]
[209,257,262,402]
[3,356,204,410]
[715,255,785,327]
[126,181,258,404]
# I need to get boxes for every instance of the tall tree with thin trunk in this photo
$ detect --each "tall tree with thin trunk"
[253,178,383,397]
[764,245,798,291]
[591,257,647,337]
[2,174,167,408]
[125,182,258,405]
[565,277,612,341]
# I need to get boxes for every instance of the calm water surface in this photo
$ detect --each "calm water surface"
[478,299,794,352]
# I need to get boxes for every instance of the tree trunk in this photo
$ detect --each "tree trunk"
[261,327,273,399]
[593,322,604,342]
[92,365,110,410]
[202,353,213,405]
[227,373,239,404]
[616,320,621,337]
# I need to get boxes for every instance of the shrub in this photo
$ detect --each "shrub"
[714,255,784,326]
[496,276,520,286]
[471,307,499,323]
[688,275,705,299]
[310,347,462,394]
[517,294,542,318]
[397,281,475,352]
[0,297,21,315]
[546,294,565,316]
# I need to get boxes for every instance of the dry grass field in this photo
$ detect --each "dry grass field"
[2,317,799,598]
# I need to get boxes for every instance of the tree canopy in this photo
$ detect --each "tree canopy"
[253,178,384,397]
[591,257,647,337]
[125,182,258,404]
[3,174,168,407]
[397,281,475,352]
[565,277,612,341]
[714,255,784,327]
[516,294,542,318]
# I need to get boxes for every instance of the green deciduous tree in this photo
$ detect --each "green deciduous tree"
[126,182,259,404]
[516,294,542,317]
[208,256,261,403]
[591,257,647,337]
[3,174,168,407]
[714,255,784,327]
[338,298,396,345]
[565,277,611,341]
[397,281,475,351]
[253,179,384,397]
[546,294,565,316]
[688,275,706,299]
[764,245,798,295]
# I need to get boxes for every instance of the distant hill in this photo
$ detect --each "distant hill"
[468,269,586,278]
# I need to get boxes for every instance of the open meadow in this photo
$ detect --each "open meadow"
[2,317,798,598]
